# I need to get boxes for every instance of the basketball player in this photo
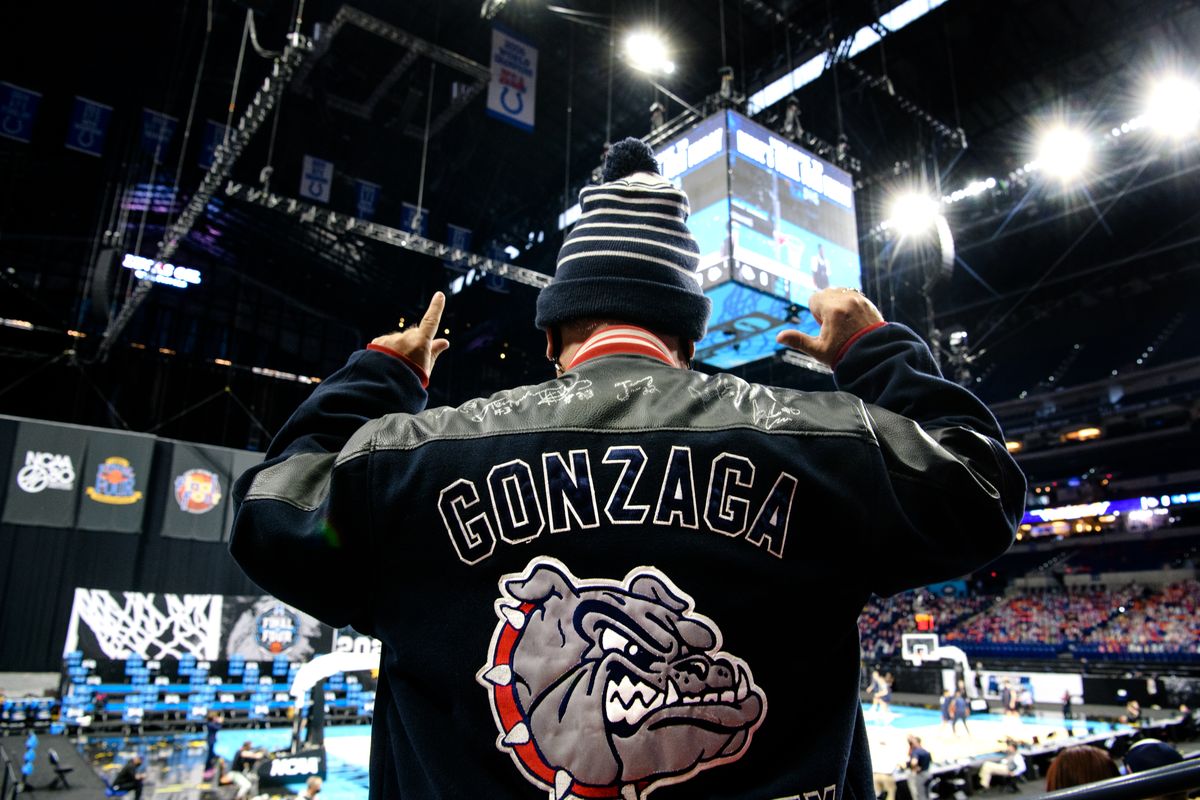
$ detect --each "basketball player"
[870,668,894,718]
[951,690,971,736]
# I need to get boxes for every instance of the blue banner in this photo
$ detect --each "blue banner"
[446,223,472,252]
[0,82,42,143]
[65,97,112,156]
[355,179,380,220]
[141,109,178,163]
[300,155,334,203]
[401,202,428,237]
[199,120,228,168]
[486,27,537,132]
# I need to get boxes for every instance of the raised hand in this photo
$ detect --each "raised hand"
[776,287,884,367]
[370,291,451,380]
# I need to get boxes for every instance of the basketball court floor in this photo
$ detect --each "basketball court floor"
[862,704,1128,775]
[77,705,1129,798]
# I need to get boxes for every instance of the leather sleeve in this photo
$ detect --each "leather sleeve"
[228,349,428,628]
[834,323,1026,596]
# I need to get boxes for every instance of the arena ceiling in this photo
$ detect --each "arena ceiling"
[0,0,1197,457]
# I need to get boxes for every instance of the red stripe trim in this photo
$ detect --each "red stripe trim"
[567,326,678,370]
[833,321,888,366]
[366,343,429,388]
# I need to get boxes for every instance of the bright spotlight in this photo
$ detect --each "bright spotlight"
[1144,75,1200,138]
[886,193,941,236]
[625,31,674,75]
[1036,127,1092,181]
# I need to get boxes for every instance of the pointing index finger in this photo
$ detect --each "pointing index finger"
[418,291,446,338]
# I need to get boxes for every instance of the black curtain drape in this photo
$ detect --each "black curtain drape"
[0,420,261,671]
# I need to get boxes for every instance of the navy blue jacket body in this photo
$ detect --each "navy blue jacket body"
[231,323,1024,800]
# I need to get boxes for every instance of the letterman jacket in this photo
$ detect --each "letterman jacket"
[230,322,1025,800]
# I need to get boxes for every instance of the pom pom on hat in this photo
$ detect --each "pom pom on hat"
[602,137,661,182]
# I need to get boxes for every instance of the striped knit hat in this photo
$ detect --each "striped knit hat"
[535,138,712,341]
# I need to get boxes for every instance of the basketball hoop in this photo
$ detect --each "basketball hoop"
[901,633,939,667]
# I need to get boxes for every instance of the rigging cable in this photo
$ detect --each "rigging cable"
[165,0,215,235]
[414,57,439,233]
[224,11,251,146]
[718,0,728,66]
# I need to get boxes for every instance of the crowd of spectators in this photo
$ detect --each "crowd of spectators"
[858,590,992,660]
[1081,580,1200,655]
[942,586,1140,646]
[859,581,1200,657]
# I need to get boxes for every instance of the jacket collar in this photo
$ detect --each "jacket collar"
[566,325,680,370]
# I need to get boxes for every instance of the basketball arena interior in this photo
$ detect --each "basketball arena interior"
[1,0,1199,798]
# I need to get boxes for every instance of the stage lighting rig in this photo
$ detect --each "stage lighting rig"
[1144,75,1200,139]
[886,193,941,237]
[782,96,803,140]
[649,101,666,132]
[625,31,675,75]
[96,34,312,362]
[480,0,507,20]
[223,182,553,291]
[1034,126,1092,182]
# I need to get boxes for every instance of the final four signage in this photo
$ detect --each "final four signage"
[255,604,299,654]
[85,457,142,505]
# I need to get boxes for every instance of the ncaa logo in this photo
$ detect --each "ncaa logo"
[16,451,75,494]
[269,756,319,777]
[173,469,222,514]
[256,604,299,654]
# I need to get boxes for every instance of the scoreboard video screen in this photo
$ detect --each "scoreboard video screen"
[653,110,862,369]
[727,112,860,307]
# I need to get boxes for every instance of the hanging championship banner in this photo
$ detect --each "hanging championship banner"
[444,223,472,269]
[354,179,380,220]
[300,155,334,203]
[160,442,234,541]
[65,96,112,157]
[2,420,88,527]
[223,449,265,542]
[75,430,156,533]
[0,82,42,143]
[446,223,472,252]
[486,26,537,132]
[140,109,178,163]
[401,202,428,237]
[199,120,229,168]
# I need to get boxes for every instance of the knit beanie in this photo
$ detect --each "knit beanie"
[1123,740,1183,773]
[535,138,712,341]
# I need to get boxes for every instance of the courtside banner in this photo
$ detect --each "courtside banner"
[223,449,265,542]
[160,441,234,541]
[221,595,331,661]
[62,588,333,662]
[75,429,156,533]
[2,420,88,528]
[486,26,537,132]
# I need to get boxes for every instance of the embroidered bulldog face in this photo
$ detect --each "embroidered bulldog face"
[479,558,766,800]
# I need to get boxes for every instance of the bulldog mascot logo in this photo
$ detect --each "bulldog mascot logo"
[478,557,766,800]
